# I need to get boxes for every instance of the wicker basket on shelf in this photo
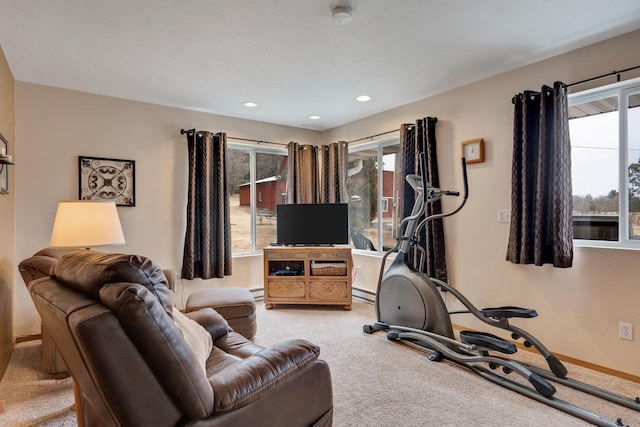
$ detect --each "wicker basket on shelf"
[311,262,347,276]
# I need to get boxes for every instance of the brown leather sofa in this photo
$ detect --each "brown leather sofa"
[26,250,333,426]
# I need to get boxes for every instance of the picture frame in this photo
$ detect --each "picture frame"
[79,156,135,206]
[0,132,10,194]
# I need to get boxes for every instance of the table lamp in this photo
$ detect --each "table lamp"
[49,200,125,248]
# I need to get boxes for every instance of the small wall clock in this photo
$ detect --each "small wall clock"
[461,138,485,164]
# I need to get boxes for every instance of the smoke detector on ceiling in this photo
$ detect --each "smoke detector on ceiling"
[331,6,352,24]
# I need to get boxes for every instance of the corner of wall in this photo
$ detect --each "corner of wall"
[0,44,17,378]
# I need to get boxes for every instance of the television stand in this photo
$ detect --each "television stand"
[263,245,352,310]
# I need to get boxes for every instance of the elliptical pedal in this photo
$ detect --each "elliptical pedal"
[459,330,517,354]
[481,306,538,319]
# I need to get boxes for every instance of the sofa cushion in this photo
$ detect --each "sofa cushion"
[173,307,213,374]
[54,250,174,315]
[100,282,214,419]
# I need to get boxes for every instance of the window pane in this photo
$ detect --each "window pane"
[381,146,400,249]
[347,149,379,250]
[569,96,619,241]
[627,92,640,239]
[228,148,252,253]
[255,152,286,249]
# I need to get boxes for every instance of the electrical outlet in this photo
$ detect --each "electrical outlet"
[619,322,633,341]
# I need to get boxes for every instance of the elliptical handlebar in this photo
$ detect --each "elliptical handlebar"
[420,157,469,221]
[420,151,429,205]
[413,157,468,238]
[398,155,469,241]
[377,155,468,296]
[460,156,469,202]
[424,156,468,221]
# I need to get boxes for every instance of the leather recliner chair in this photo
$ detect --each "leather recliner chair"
[19,247,177,375]
[26,250,333,426]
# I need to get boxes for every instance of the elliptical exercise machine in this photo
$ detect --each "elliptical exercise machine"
[363,153,640,427]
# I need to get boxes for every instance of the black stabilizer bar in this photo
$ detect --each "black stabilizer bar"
[472,365,630,427]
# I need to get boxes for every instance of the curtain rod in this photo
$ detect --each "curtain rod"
[347,129,399,144]
[181,125,416,146]
[512,64,640,104]
[180,129,287,146]
[347,126,419,144]
[565,64,640,88]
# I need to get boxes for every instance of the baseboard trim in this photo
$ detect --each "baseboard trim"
[15,334,41,343]
[0,342,14,383]
[450,323,640,384]
[537,348,640,384]
[352,286,375,303]
[249,287,264,301]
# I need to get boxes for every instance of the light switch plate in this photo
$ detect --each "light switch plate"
[498,209,511,223]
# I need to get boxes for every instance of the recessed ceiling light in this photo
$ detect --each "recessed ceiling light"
[356,95,371,102]
[243,101,258,107]
[309,115,321,120]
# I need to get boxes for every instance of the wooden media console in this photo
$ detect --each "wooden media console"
[263,246,352,310]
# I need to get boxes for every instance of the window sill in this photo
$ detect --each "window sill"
[352,248,397,259]
[232,251,263,259]
[573,240,640,251]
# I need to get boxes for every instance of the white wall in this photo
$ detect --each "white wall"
[14,83,319,334]
[334,30,640,377]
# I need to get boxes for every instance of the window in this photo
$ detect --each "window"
[347,139,400,252]
[228,139,401,254]
[569,77,640,247]
[381,198,389,213]
[227,145,287,254]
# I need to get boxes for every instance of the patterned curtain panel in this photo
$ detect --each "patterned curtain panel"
[182,130,232,279]
[507,82,573,268]
[397,117,448,282]
[319,141,348,203]
[286,142,319,204]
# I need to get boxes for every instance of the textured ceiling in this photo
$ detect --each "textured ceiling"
[1,0,640,131]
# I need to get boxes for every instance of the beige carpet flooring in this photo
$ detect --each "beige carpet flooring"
[0,341,75,426]
[1,300,639,426]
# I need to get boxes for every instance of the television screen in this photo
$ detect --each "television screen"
[276,203,349,246]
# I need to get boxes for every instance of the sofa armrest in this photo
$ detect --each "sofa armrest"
[209,339,320,413]
[184,308,230,341]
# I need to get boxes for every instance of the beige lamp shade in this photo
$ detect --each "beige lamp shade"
[50,200,126,248]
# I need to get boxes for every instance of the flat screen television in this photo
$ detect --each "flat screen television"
[276,203,349,246]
